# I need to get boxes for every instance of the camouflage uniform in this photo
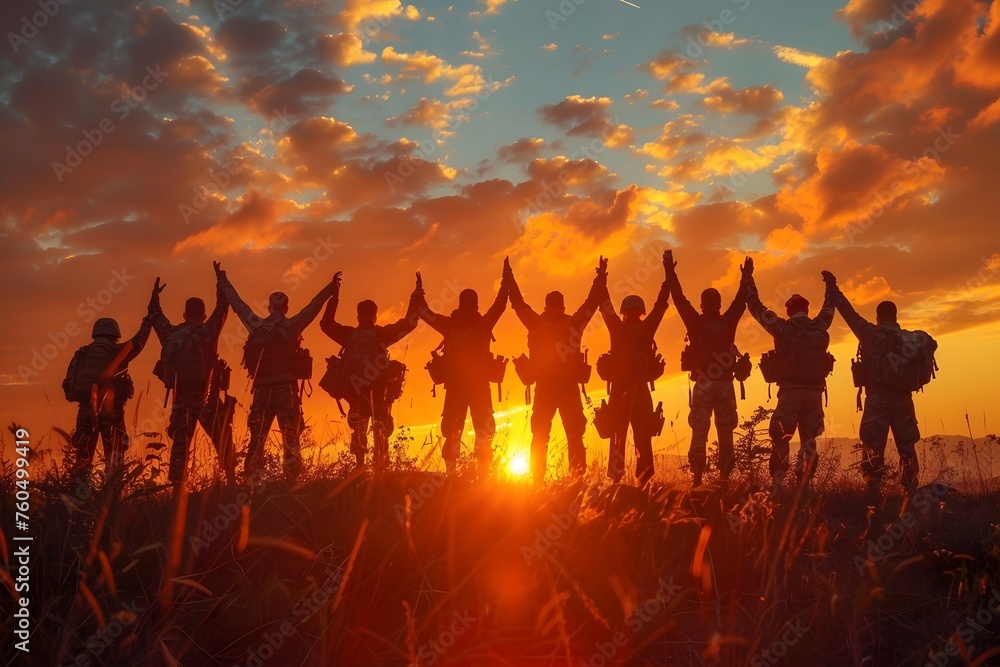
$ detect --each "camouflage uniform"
[687,380,739,476]
[245,382,305,479]
[599,280,671,485]
[747,279,836,484]
[420,285,508,471]
[668,275,748,481]
[148,283,232,483]
[834,290,921,491]
[320,291,421,468]
[221,274,336,481]
[508,272,605,482]
[70,319,152,473]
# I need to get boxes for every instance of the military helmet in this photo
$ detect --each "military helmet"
[92,318,121,339]
[620,295,646,315]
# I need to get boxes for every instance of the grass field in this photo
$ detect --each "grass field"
[2,413,999,667]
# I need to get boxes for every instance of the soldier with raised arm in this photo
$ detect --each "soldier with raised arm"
[147,262,234,486]
[597,252,672,486]
[319,273,423,471]
[219,269,340,482]
[64,315,152,476]
[823,271,936,501]
[508,257,607,483]
[665,250,751,487]
[418,263,509,478]
[745,260,836,495]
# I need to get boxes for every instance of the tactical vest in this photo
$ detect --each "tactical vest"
[681,313,738,378]
[765,317,834,386]
[243,321,301,384]
[158,322,213,392]
[527,313,582,380]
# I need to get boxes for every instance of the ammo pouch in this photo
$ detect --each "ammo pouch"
[733,352,752,382]
[596,352,615,383]
[384,360,407,401]
[512,353,535,386]
[733,351,752,400]
[115,372,135,402]
[213,357,232,392]
[851,344,869,388]
[679,344,696,373]
[759,349,782,385]
[566,350,592,385]
[425,349,446,386]
[293,347,313,380]
[319,356,349,399]
[487,355,508,384]
[647,353,666,382]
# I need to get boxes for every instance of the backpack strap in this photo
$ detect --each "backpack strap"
[739,379,746,401]
[856,386,864,412]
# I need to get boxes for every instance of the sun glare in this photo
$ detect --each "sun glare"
[508,453,530,476]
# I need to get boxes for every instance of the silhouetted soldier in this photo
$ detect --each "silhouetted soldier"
[665,250,751,486]
[508,257,607,483]
[147,262,235,486]
[824,271,936,500]
[319,273,423,471]
[63,315,152,475]
[597,252,672,485]
[419,263,509,476]
[745,260,836,494]
[220,269,339,482]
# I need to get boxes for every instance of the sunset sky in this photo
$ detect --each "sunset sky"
[3,0,999,470]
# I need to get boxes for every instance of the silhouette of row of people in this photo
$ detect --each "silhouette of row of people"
[62,252,937,499]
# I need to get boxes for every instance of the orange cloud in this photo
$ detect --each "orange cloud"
[776,141,944,232]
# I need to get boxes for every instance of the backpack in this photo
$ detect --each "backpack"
[319,329,406,400]
[62,346,93,402]
[154,323,211,391]
[759,322,834,386]
[854,328,938,395]
[62,344,135,404]
[242,322,307,381]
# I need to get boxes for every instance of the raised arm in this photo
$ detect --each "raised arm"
[380,274,425,345]
[204,261,230,339]
[815,274,837,331]
[287,272,341,337]
[417,273,450,335]
[146,277,172,341]
[598,281,621,329]
[319,292,351,346]
[664,250,698,330]
[722,258,752,324]
[217,270,264,330]
[506,266,540,330]
[643,251,674,331]
[482,261,510,331]
[122,316,153,364]
[822,271,873,341]
[571,256,609,328]
[744,262,787,338]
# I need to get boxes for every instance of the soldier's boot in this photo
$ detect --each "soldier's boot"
[691,463,704,488]
[444,458,457,475]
